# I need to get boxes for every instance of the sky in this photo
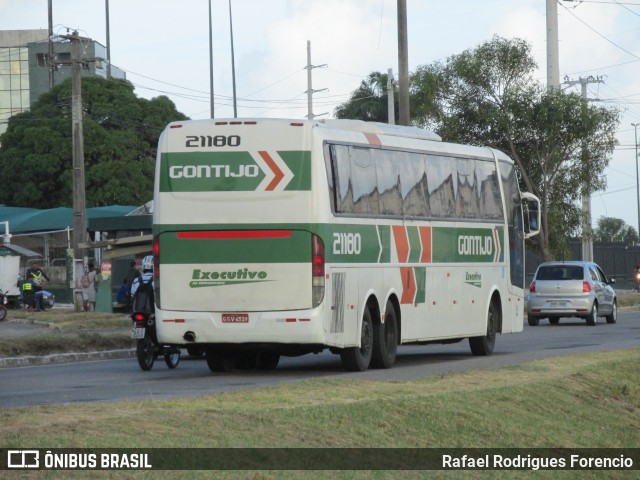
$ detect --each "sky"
[2,0,640,230]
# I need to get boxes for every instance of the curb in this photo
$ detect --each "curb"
[0,348,135,368]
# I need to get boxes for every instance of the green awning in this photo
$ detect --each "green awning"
[0,206,138,234]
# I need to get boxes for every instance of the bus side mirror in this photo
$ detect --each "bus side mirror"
[522,193,541,239]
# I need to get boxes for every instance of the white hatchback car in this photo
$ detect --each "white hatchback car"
[527,261,617,326]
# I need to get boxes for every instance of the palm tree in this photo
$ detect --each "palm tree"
[334,72,393,122]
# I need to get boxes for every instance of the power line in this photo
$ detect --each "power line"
[559,1,640,61]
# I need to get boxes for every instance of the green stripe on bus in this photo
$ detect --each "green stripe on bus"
[160,230,311,264]
[432,227,503,263]
[407,227,422,263]
[378,225,391,264]
[155,223,504,265]
[279,151,312,191]
[414,266,426,304]
[322,225,381,264]
[158,150,311,192]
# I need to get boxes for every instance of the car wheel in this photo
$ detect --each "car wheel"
[527,317,539,326]
[605,300,617,324]
[585,302,598,326]
[549,317,560,325]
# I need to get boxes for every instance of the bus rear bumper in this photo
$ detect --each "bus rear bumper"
[155,308,328,346]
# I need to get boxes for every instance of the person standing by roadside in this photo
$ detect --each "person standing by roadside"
[81,263,98,312]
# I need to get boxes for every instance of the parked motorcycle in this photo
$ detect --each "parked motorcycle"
[0,289,8,321]
[21,287,55,311]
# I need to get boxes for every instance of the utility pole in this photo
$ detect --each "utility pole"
[56,31,101,310]
[105,0,111,80]
[68,32,89,258]
[209,0,214,118]
[546,0,560,91]
[397,0,410,125]
[47,0,54,90]
[305,41,327,120]
[387,68,395,125]
[632,123,640,239]
[565,75,604,262]
[228,0,237,117]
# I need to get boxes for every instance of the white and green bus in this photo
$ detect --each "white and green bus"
[152,118,540,372]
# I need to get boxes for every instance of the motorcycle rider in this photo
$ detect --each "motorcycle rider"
[21,281,36,311]
[26,262,49,292]
[25,262,50,311]
[130,256,154,313]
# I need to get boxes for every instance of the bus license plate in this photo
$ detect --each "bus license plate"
[132,327,145,339]
[222,313,249,323]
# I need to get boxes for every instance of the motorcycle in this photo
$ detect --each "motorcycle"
[131,310,181,371]
[635,269,640,292]
[0,289,8,321]
[21,287,55,311]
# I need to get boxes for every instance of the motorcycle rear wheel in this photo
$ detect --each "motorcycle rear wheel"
[0,306,7,321]
[164,348,181,369]
[136,335,157,371]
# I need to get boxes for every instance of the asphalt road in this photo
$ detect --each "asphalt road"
[2,311,639,408]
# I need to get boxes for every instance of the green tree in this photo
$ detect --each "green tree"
[593,216,639,244]
[0,76,188,208]
[411,36,619,260]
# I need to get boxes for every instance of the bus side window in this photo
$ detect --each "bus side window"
[373,149,401,216]
[349,146,379,215]
[399,152,429,218]
[426,154,456,218]
[331,144,354,214]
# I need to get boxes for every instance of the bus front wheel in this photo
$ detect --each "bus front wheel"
[469,301,498,356]
[340,308,373,372]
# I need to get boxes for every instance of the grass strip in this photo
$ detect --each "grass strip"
[1,349,637,479]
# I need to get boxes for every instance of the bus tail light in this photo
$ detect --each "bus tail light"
[312,234,325,307]
[153,236,161,308]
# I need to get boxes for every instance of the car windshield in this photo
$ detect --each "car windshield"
[536,265,583,281]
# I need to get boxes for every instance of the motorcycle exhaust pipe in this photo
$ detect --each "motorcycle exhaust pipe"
[183,331,196,342]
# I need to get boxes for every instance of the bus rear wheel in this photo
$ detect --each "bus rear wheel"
[340,308,373,372]
[371,301,398,369]
[256,352,280,370]
[205,349,236,373]
[469,301,498,356]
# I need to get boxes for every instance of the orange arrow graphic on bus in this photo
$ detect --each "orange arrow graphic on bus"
[258,151,285,191]
[400,267,416,304]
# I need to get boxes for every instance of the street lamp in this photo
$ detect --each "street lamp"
[633,123,640,239]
